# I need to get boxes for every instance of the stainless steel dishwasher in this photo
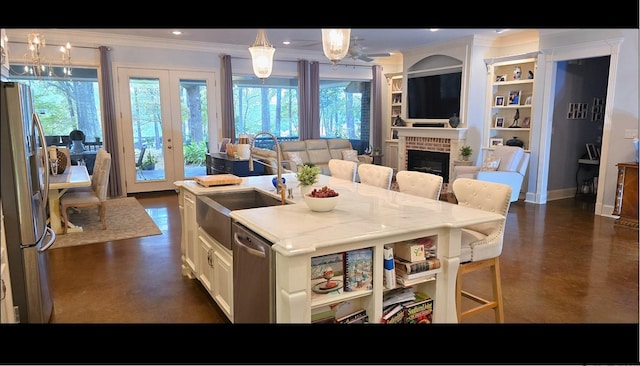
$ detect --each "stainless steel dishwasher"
[231,221,275,323]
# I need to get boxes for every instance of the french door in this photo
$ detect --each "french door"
[117,67,217,193]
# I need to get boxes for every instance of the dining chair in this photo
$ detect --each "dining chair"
[60,149,112,234]
[395,170,443,200]
[451,178,512,323]
[328,159,357,182]
[357,163,393,190]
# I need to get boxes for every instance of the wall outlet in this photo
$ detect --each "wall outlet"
[624,129,637,139]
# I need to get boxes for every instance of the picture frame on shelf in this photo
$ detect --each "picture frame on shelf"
[496,74,507,82]
[586,143,598,160]
[522,117,531,128]
[495,96,505,106]
[524,95,532,105]
[219,138,231,153]
[508,90,521,105]
[495,117,505,128]
[490,138,504,147]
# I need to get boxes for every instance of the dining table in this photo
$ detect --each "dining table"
[48,165,91,234]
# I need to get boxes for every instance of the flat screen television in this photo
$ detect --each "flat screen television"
[407,71,462,120]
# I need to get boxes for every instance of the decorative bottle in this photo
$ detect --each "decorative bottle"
[448,113,460,128]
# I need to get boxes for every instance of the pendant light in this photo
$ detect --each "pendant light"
[321,29,351,65]
[248,29,275,80]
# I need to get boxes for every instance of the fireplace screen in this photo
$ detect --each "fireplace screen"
[407,150,450,183]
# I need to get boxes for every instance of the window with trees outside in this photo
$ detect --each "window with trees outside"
[8,65,103,146]
[233,75,370,152]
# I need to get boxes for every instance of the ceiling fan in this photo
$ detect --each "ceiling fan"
[347,38,391,62]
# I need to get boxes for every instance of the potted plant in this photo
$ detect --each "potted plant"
[141,151,157,170]
[460,145,473,161]
[295,163,321,196]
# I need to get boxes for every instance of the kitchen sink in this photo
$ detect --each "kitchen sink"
[196,189,289,250]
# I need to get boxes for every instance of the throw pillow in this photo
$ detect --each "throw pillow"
[285,151,304,166]
[341,149,360,162]
[481,156,501,171]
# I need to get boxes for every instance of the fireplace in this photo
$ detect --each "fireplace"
[394,127,468,193]
[407,150,450,183]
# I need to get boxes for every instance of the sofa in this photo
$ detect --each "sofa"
[251,138,372,176]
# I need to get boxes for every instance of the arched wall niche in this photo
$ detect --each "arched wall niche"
[408,54,463,77]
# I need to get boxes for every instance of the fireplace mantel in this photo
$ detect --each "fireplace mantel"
[394,127,467,140]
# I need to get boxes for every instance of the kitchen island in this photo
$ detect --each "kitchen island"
[174,173,504,323]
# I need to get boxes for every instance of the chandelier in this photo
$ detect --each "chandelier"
[17,32,72,79]
[321,29,351,65]
[248,29,275,81]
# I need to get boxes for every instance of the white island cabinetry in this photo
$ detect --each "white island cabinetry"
[175,174,503,324]
[178,188,198,278]
[197,227,233,321]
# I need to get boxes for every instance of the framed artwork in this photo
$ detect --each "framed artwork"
[508,90,521,105]
[490,138,504,147]
[495,117,505,128]
[496,74,507,82]
[219,138,231,153]
[522,117,531,128]
[524,95,533,105]
[586,143,598,160]
[495,96,505,106]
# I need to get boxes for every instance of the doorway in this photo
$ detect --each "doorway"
[533,37,621,217]
[117,67,217,193]
[547,56,610,201]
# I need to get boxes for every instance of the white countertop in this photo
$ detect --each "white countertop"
[175,174,504,257]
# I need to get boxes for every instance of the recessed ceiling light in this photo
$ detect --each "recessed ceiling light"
[172,31,183,36]
[429,29,439,32]
[282,41,291,45]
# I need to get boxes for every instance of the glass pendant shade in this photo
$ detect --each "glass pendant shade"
[249,29,275,80]
[321,29,351,65]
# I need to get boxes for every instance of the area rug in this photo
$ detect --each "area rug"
[52,197,162,249]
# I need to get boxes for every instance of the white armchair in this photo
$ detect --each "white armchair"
[452,145,530,202]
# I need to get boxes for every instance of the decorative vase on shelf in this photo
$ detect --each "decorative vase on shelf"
[506,136,524,148]
[449,113,460,128]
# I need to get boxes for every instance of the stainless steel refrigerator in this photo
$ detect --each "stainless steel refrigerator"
[1,81,56,323]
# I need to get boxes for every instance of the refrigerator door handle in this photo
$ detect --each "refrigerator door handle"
[38,227,56,252]
[33,113,49,204]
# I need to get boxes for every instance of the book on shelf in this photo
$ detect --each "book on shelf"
[383,245,396,289]
[311,304,336,324]
[380,303,404,324]
[396,267,438,280]
[344,247,373,292]
[394,257,441,274]
[335,308,367,324]
[395,273,436,287]
[382,287,416,308]
[310,252,344,300]
[403,292,434,324]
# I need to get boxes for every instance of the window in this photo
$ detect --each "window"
[319,79,370,148]
[233,75,370,153]
[233,76,299,147]
[9,65,103,146]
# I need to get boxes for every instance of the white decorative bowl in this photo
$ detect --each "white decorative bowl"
[303,193,339,212]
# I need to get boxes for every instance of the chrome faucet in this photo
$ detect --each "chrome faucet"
[249,131,287,204]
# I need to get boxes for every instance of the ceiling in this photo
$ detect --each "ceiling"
[67,28,529,60]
